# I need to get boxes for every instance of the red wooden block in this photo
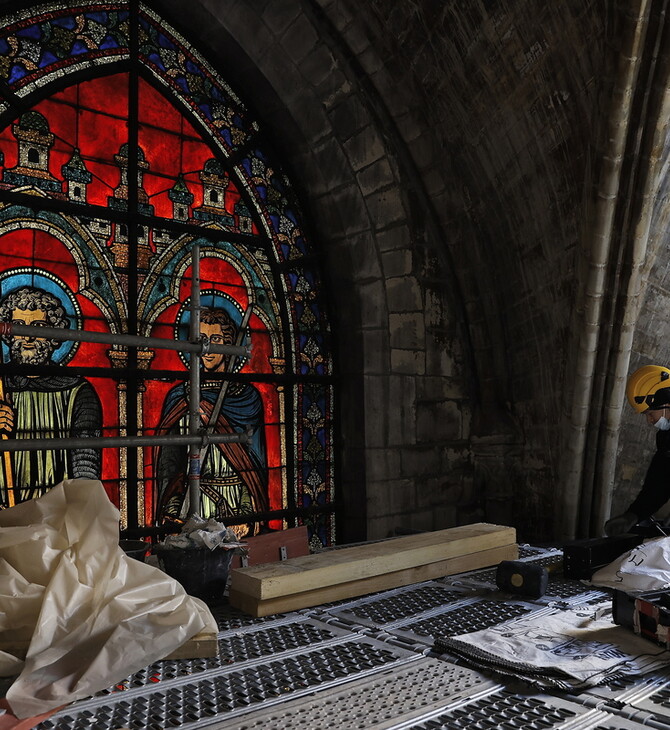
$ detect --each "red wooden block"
[230,526,309,569]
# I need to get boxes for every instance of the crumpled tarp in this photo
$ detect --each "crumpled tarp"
[0,479,216,719]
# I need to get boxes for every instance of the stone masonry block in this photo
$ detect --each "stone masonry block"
[261,0,302,35]
[363,328,390,374]
[367,478,416,518]
[365,186,407,231]
[298,43,338,88]
[312,194,348,240]
[387,375,417,447]
[316,68,352,111]
[356,158,395,197]
[408,131,440,170]
[390,348,425,375]
[343,125,386,171]
[358,280,387,328]
[215,7,275,62]
[375,225,411,252]
[280,13,320,65]
[369,66,411,117]
[259,46,300,101]
[287,96,335,148]
[429,505,460,530]
[381,249,412,278]
[416,400,463,442]
[367,447,402,481]
[416,376,464,401]
[363,375,390,448]
[327,231,382,287]
[421,164,449,199]
[366,516,396,541]
[328,95,373,142]
[400,446,441,478]
[356,45,385,75]
[346,230,383,282]
[420,477,466,508]
[408,511,437,533]
[426,340,458,377]
[389,312,425,349]
[393,109,423,144]
[387,275,422,312]
[317,0,355,33]
[310,136,355,195]
[341,18,373,55]
[328,184,372,236]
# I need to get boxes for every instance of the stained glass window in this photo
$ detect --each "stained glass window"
[0,1,335,547]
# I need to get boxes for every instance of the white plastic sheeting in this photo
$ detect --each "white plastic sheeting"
[0,479,215,719]
[590,536,670,592]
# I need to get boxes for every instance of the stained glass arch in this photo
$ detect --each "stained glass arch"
[0,0,335,547]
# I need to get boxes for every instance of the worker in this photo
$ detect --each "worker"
[605,365,670,536]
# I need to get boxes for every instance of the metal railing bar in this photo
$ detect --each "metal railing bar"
[0,322,249,357]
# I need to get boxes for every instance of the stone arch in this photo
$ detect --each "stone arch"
[147,0,473,539]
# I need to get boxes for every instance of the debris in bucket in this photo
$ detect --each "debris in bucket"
[160,515,247,553]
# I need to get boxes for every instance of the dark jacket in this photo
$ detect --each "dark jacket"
[629,429,670,519]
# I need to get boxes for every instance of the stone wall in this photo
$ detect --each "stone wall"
[151,0,624,541]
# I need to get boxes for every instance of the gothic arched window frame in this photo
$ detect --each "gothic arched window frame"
[0,0,335,548]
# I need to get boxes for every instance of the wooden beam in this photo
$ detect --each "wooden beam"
[229,543,518,617]
[230,523,515,601]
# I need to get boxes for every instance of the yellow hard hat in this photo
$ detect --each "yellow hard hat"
[626,365,670,413]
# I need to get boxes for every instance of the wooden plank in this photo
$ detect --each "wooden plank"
[161,608,219,659]
[228,542,518,617]
[229,526,309,569]
[230,523,515,601]
[3,629,220,663]
[162,628,218,659]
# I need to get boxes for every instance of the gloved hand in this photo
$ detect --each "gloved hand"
[604,511,638,537]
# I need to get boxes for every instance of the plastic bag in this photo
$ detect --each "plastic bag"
[0,479,216,719]
[589,536,670,592]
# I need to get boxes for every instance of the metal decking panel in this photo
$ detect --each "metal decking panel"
[26,545,669,730]
[205,657,501,730]
[34,632,420,730]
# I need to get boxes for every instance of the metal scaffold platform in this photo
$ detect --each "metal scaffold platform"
[31,546,670,730]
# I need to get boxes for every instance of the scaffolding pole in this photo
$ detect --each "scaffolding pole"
[0,430,250,452]
[0,244,253,516]
[0,322,249,358]
[187,243,201,517]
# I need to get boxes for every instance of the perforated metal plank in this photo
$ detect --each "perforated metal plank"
[517,545,563,559]
[562,698,670,729]
[207,600,296,632]
[438,545,609,610]
[205,656,501,730]
[388,597,546,647]
[98,618,356,694]
[441,548,563,587]
[393,689,625,730]
[34,635,421,730]
[443,568,608,607]
[611,669,670,726]
[305,581,477,623]
[565,715,670,730]
[328,583,477,629]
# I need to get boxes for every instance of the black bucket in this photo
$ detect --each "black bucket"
[155,546,233,599]
[120,539,150,562]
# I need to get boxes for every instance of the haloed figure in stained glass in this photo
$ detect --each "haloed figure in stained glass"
[0,286,102,506]
[154,308,268,536]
